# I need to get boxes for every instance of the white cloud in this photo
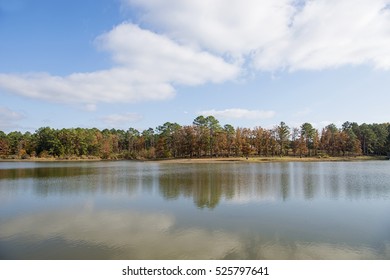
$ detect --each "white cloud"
[100,112,143,126]
[0,68,175,105]
[0,23,239,105]
[125,0,293,56]
[0,107,24,131]
[97,23,239,85]
[2,0,390,108]
[126,0,390,71]
[198,108,276,120]
[254,0,390,71]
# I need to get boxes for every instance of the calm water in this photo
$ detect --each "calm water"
[0,161,389,260]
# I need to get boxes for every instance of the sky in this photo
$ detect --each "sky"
[1,0,390,133]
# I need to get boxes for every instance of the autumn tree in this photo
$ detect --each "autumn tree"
[252,127,264,156]
[0,118,388,160]
[156,122,181,158]
[341,122,362,156]
[181,125,196,157]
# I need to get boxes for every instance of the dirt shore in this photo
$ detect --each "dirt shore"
[150,155,386,164]
[0,155,386,163]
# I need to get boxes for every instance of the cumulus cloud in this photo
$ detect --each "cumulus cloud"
[126,0,390,71]
[0,69,175,104]
[2,0,390,107]
[125,0,293,56]
[97,23,239,85]
[254,0,390,71]
[198,108,276,120]
[0,23,239,105]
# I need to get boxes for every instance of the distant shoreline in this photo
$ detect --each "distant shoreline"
[151,155,387,164]
[0,157,102,162]
[0,155,386,163]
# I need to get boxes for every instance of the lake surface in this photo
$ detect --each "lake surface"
[0,160,389,260]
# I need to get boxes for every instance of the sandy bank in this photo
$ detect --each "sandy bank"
[151,156,386,164]
[0,156,386,164]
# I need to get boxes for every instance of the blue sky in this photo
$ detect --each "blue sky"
[1,0,390,133]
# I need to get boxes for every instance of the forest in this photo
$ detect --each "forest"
[0,116,389,160]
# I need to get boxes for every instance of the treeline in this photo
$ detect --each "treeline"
[0,116,389,160]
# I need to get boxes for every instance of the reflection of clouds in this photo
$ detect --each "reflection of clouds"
[385,243,390,258]
[2,162,390,259]
[254,242,380,260]
[0,208,387,259]
[224,234,386,259]
[224,196,276,205]
[0,209,174,243]
[0,209,240,259]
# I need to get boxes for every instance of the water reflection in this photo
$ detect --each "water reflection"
[0,161,390,259]
[1,162,390,206]
[0,208,241,259]
[158,165,235,208]
[158,162,390,207]
[0,166,92,179]
[0,207,388,260]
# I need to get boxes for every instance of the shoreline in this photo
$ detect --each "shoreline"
[0,155,386,164]
[150,155,387,164]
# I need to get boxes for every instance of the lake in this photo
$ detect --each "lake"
[0,160,389,259]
